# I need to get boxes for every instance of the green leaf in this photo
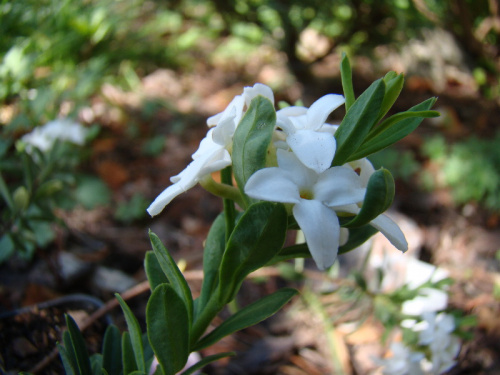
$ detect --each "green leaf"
[181,352,236,375]
[149,231,193,325]
[338,225,379,255]
[0,171,14,210]
[193,288,298,351]
[267,243,311,265]
[332,79,386,166]
[343,168,395,228]
[121,332,139,374]
[115,295,146,374]
[350,98,438,160]
[64,314,92,375]
[197,213,226,315]
[376,72,405,123]
[147,283,190,375]
[232,95,276,205]
[144,251,169,291]
[340,53,355,111]
[90,354,103,375]
[58,339,77,375]
[218,202,287,304]
[102,325,122,375]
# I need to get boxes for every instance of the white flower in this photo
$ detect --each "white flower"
[245,148,366,270]
[21,118,88,153]
[379,342,426,375]
[401,288,448,316]
[276,94,345,173]
[147,83,274,217]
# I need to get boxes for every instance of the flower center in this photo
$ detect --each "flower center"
[299,189,314,200]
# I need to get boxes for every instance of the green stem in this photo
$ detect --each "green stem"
[199,173,245,208]
[190,294,222,346]
[221,167,236,244]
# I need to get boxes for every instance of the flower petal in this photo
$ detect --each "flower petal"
[276,149,318,188]
[147,179,196,217]
[245,167,301,204]
[315,166,365,206]
[286,130,336,173]
[307,94,345,130]
[370,214,408,251]
[243,83,274,107]
[293,199,340,270]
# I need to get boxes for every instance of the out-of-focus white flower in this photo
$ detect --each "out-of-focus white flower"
[147,83,274,217]
[276,94,344,173]
[379,342,426,375]
[21,118,88,153]
[402,288,448,316]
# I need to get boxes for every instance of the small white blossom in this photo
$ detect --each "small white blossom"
[379,342,426,375]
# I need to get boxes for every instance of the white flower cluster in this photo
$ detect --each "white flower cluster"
[380,312,461,375]
[147,83,408,270]
[21,118,89,153]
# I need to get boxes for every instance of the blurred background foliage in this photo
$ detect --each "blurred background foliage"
[1,0,500,262]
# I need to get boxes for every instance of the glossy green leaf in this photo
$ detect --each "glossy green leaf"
[149,230,193,324]
[147,283,190,375]
[332,79,385,166]
[343,168,395,228]
[350,98,438,160]
[116,294,146,374]
[232,95,276,204]
[197,213,226,315]
[218,202,287,304]
[102,325,122,375]
[144,251,169,291]
[193,288,298,351]
[181,352,235,375]
[340,53,355,111]
[121,332,139,374]
[376,72,404,123]
[64,314,92,375]
[338,225,379,255]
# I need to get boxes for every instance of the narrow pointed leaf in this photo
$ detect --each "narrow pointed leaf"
[350,98,438,160]
[102,325,122,375]
[58,340,77,375]
[181,352,235,375]
[218,202,287,304]
[149,231,193,324]
[232,95,276,204]
[340,53,355,111]
[116,294,146,373]
[90,354,103,375]
[193,288,298,351]
[375,72,405,123]
[197,213,226,314]
[343,168,395,228]
[338,225,379,254]
[121,332,139,374]
[332,79,386,166]
[144,251,169,291]
[64,314,92,375]
[147,283,190,375]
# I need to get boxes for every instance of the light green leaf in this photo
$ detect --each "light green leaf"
[340,53,355,111]
[218,202,287,304]
[144,251,169,291]
[149,231,193,325]
[350,98,438,160]
[116,295,146,374]
[343,168,395,228]
[102,325,122,375]
[147,283,190,375]
[194,288,297,351]
[232,95,276,205]
[332,79,386,166]
[376,72,405,123]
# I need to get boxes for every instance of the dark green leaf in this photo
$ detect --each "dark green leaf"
[338,225,379,255]
[194,288,297,351]
[267,243,311,265]
[116,295,146,373]
[376,72,404,123]
[102,325,122,375]
[181,352,236,375]
[340,53,355,111]
[147,283,190,375]
[232,96,276,205]
[0,171,14,209]
[144,251,169,291]
[149,231,193,324]
[58,340,77,375]
[64,314,92,375]
[218,202,287,304]
[90,354,103,375]
[333,79,386,166]
[197,213,226,315]
[343,168,395,228]
[350,98,438,160]
[121,332,139,374]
